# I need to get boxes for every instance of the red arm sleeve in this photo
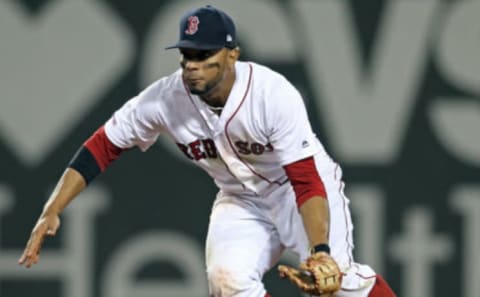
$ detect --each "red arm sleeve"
[283,157,327,208]
[84,126,124,172]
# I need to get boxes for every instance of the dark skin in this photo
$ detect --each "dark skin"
[18,47,330,268]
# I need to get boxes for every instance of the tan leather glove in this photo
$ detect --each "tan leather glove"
[278,252,342,296]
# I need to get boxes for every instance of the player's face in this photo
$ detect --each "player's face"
[180,48,233,96]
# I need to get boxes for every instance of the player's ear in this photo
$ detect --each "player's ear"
[227,47,240,63]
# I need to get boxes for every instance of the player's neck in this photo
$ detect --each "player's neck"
[200,68,236,110]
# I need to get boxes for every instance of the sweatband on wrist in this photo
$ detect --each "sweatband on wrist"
[310,243,331,255]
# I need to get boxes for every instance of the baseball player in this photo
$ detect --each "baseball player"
[19,5,396,297]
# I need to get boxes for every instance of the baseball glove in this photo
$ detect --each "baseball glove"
[278,252,342,296]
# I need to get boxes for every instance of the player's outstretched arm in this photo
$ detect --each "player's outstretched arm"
[18,168,86,268]
[19,126,124,268]
[18,125,125,268]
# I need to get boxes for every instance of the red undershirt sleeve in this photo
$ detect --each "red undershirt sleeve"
[68,126,125,184]
[283,157,327,208]
[84,126,124,171]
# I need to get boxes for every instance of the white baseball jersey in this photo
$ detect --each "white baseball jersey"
[105,61,330,196]
[104,61,377,297]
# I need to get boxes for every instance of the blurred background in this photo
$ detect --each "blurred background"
[0,0,479,296]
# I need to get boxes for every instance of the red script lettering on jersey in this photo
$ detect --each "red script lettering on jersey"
[176,139,218,160]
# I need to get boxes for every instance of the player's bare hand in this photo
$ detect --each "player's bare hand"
[18,213,60,268]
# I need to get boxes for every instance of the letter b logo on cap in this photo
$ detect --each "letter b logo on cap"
[185,16,199,35]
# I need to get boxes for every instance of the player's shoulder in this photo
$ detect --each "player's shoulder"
[140,69,184,100]
[247,62,290,83]
[244,61,297,94]
[240,61,300,104]
[142,69,184,96]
